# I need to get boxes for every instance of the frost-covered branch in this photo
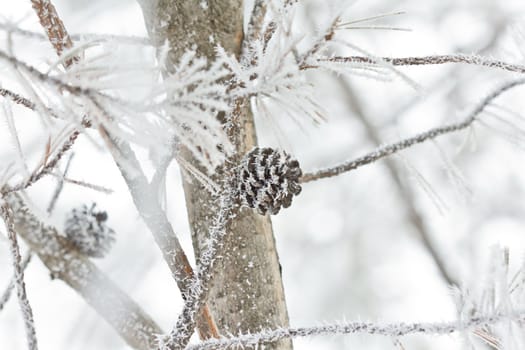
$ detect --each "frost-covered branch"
[29,0,78,67]
[336,78,458,286]
[1,203,38,350]
[0,22,151,45]
[310,54,525,74]
[95,124,220,340]
[6,193,162,349]
[187,311,525,350]
[161,185,236,349]
[0,252,32,312]
[3,127,82,195]
[301,78,525,183]
[0,88,36,111]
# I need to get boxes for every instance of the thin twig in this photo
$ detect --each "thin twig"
[48,173,113,194]
[94,115,220,340]
[301,78,525,183]
[0,252,32,312]
[29,0,78,67]
[0,22,151,45]
[6,192,163,349]
[1,203,38,350]
[305,54,525,74]
[0,88,36,110]
[337,78,458,286]
[47,152,74,214]
[186,311,525,350]
[3,128,82,195]
[162,185,235,349]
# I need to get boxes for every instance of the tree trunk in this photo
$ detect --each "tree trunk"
[138,1,292,348]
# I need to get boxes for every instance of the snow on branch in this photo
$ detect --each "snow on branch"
[0,252,32,312]
[29,0,78,67]
[307,54,525,74]
[301,78,525,183]
[160,185,236,349]
[4,193,163,349]
[186,311,525,350]
[96,127,220,340]
[0,203,38,350]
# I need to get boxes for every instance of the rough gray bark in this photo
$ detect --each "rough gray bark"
[138,1,292,348]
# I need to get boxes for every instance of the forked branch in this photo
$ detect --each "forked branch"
[301,78,525,183]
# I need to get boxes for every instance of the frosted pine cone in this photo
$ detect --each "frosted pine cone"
[64,203,115,258]
[237,147,302,215]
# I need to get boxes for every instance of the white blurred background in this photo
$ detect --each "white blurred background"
[2,0,525,349]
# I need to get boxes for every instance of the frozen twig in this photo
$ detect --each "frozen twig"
[46,152,74,214]
[3,127,82,195]
[161,184,236,349]
[305,54,525,74]
[29,0,78,67]
[0,88,36,110]
[0,251,32,312]
[301,78,525,183]
[48,173,113,194]
[1,203,38,350]
[6,193,162,349]
[95,122,220,340]
[0,22,151,45]
[186,311,525,350]
[337,78,458,286]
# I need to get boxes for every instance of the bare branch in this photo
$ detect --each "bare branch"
[48,173,114,194]
[29,0,78,67]
[337,78,458,286]
[301,78,525,183]
[187,311,525,350]
[162,185,235,349]
[3,127,82,195]
[1,203,38,350]
[95,121,220,340]
[7,193,163,349]
[0,88,36,110]
[0,22,151,45]
[47,152,74,214]
[305,54,525,74]
[0,252,32,312]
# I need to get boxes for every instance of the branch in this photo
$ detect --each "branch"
[0,252,32,312]
[0,22,151,45]
[301,78,525,183]
[187,311,525,350]
[6,193,163,349]
[3,127,82,195]
[336,78,458,286]
[0,88,36,110]
[29,0,78,67]
[1,203,38,350]
[95,122,219,340]
[306,54,525,74]
[162,185,235,349]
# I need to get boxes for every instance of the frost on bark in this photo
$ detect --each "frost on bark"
[138,1,292,348]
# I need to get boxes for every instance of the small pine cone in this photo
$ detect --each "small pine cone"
[237,147,302,215]
[64,203,115,258]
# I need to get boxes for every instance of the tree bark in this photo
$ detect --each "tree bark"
[138,1,292,348]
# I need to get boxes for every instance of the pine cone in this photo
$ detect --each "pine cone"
[64,203,115,258]
[237,147,302,215]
